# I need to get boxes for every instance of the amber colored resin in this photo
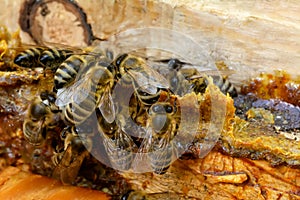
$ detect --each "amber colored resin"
[241,70,300,106]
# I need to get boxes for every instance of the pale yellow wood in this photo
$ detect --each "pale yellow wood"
[1,0,300,82]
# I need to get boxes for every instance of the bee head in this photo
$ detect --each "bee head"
[149,103,174,134]
[168,58,182,70]
[150,103,174,115]
[29,101,48,121]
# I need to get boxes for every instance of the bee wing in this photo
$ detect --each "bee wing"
[149,128,174,174]
[40,41,94,55]
[102,128,137,171]
[131,127,153,172]
[188,69,236,79]
[55,76,92,107]
[52,144,88,185]
[138,127,153,153]
[128,69,169,95]
[12,43,47,51]
[98,87,115,123]
[14,43,98,56]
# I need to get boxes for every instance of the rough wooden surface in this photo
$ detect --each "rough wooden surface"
[1,1,300,199]
[1,0,300,83]
[0,167,111,200]
[122,151,300,199]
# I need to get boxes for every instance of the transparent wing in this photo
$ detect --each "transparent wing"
[51,144,87,184]
[102,128,137,171]
[40,41,100,55]
[72,48,114,85]
[148,126,174,174]
[149,138,173,174]
[13,43,48,51]
[128,69,169,94]
[131,126,153,173]
[98,87,115,123]
[138,127,153,153]
[55,75,93,107]
[16,42,94,56]
[187,69,236,79]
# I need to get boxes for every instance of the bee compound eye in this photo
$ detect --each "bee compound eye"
[165,105,173,113]
[151,104,164,114]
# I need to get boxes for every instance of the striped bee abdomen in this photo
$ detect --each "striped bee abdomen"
[40,48,73,71]
[14,47,44,68]
[54,55,87,90]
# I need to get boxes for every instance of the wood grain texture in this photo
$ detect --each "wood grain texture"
[1,0,299,83]
[1,1,300,199]
[0,167,111,200]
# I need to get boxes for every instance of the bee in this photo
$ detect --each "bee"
[135,99,180,174]
[14,46,73,70]
[114,53,169,95]
[161,58,237,97]
[54,54,95,91]
[56,55,116,125]
[97,110,138,171]
[53,48,113,91]
[203,75,238,97]
[23,91,61,145]
[51,125,92,184]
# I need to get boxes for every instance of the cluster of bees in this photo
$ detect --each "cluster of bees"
[14,45,238,184]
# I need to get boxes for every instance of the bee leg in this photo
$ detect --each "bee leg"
[41,126,48,141]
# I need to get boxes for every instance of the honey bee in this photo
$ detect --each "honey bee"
[114,54,169,95]
[14,46,73,70]
[135,99,180,174]
[53,48,113,91]
[51,126,92,184]
[161,58,238,97]
[56,56,116,125]
[54,54,94,90]
[23,91,61,145]
[97,111,138,171]
[210,75,237,97]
